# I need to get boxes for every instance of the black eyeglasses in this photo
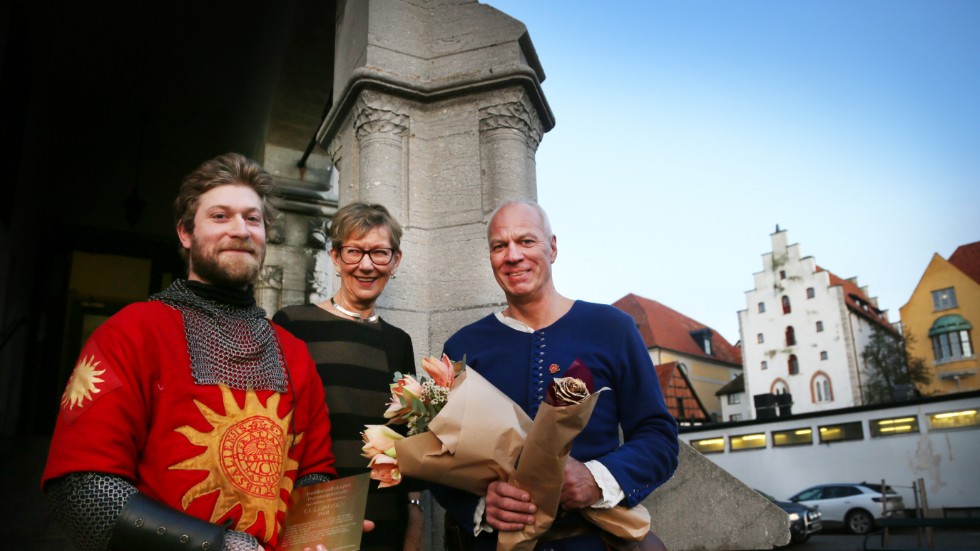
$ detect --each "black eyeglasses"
[338,246,395,265]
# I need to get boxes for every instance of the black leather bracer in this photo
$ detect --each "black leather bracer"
[110,492,225,550]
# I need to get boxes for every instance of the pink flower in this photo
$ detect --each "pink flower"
[421,354,457,388]
[368,453,402,488]
[361,424,403,459]
[384,374,423,423]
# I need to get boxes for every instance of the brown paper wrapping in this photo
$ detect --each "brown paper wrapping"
[391,369,651,549]
[393,369,532,496]
[496,391,604,551]
[582,504,651,540]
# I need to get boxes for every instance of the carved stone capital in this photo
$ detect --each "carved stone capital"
[354,91,409,139]
[479,100,543,150]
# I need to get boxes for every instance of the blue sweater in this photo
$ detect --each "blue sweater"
[438,301,678,545]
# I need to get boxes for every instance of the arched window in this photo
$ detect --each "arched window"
[811,373,833,403]
[782,295,791,314]
[788,354,799,375]
[930,315,974,364]
[785,326,796,346]
[772,379,789,395]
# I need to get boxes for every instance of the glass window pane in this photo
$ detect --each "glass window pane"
[818,421,864,443]
[690,437,725,454]
[940,334,952,359]
[870,416,920,437]
[773,427,813,447]
[730,432,767,451]
[928,409,979,431]
[962,331,973,357]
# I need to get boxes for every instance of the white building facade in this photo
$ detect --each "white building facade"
[682,391,980,513]
[738,229,893,417]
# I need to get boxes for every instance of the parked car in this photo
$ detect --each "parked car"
[787,482,905,535]
[757,489,823,543]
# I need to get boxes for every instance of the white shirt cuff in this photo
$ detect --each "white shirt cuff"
[472,497,494,536]
[585,460,624,509]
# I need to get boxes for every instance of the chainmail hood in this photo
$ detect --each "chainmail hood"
[151,279,287,392]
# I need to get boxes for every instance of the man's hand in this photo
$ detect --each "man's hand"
[485,480,536,531]
[559,457,601,510]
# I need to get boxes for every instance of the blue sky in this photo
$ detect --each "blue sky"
[484,0,980,344]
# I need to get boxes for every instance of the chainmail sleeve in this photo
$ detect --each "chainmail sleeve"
[46,472,137,551]
[296,473,332,488]
[47,472,261,551]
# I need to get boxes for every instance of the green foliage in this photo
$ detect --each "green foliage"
[861,327,931,405]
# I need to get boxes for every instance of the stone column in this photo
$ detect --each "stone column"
[353,91,409,224]
[480,94,543,212]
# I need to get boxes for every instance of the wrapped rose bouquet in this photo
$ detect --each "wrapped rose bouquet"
[361,356,651,550]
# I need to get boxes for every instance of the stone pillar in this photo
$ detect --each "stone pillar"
[354,91,409,223]
[480,94,543,212]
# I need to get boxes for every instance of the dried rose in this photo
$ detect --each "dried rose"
[546,377,590,406]
[563,358,595,394]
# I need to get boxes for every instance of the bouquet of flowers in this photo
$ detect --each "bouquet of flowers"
[361,354,463,487]
[362,354,533,494]
[360,356,651,550]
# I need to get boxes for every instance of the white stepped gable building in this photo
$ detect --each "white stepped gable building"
[738,228,895,418]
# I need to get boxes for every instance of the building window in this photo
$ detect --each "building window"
[929,315,974,363]
[761,360,768,370]
[782,295,791,314]
[820,351,828,360]
[816,320,824,332]
[773,427,813,447]
[729,413,743,422]
[727,393,741,405]
[806,287,815,299]
[785,326,796,346]
[870,416,920,437]
[931,288,958,311]
[690,437,725,454]
[758,302,766,313]
[812,374,832,403]
[772,380,789,395]
[757,333,764,344]
[788,354,799,375]
[818,421,864,443]
[927,409,979,431]
[730,432,767,451]
[779,270,786,280]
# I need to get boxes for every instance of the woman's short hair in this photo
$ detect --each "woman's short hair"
[329,202,403,251]
[174,152,278,233]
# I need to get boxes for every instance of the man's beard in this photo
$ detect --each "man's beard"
[188,238,264,289]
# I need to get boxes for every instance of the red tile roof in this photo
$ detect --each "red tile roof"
[948,241,980,285]
[613,294,742,366]
[655,361,711,423]
[816,266,896,333]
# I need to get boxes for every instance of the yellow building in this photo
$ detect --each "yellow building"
[900,242,980,394]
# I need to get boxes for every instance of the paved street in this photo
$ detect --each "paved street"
[788,527,980,551]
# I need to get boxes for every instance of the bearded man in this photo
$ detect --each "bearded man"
[42,153,337,550]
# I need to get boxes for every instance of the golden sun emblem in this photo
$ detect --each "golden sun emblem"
[171,386,302,542]
[62,355,106,410]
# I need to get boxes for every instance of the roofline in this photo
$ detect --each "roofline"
[679,389,980,433]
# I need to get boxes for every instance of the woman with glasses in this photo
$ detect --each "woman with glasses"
[273,202,423,551]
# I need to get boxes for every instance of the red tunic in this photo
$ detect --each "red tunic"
[42,301,336,548]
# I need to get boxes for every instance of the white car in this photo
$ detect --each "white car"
[787,482,905,535]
